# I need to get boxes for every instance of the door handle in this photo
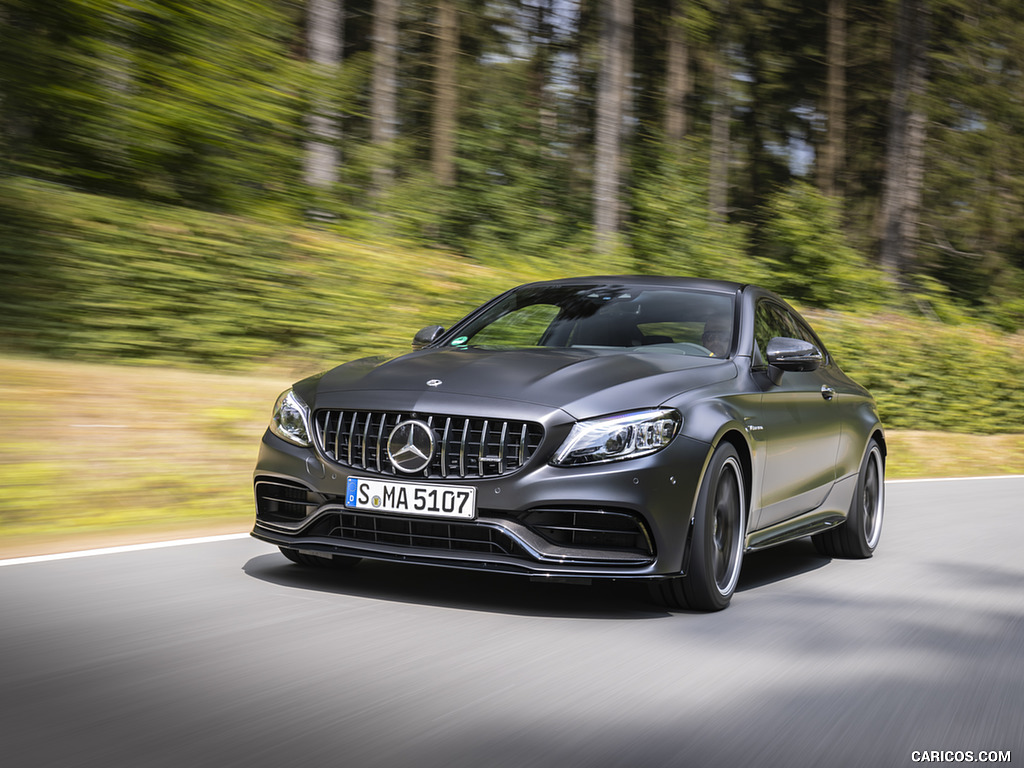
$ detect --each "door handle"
[821,386,835,401]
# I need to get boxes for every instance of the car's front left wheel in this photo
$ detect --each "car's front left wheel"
[651,442,746,612]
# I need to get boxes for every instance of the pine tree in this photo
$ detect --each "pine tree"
[878,0,929,283]
[432,0,457,187]
[372,0,400,193]
[664,0,690,147]
[594,0,633,251]
[818,0,846,198]
[305,0,343,190]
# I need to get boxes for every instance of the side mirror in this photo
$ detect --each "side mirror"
[766,337,822,372]
[412,325,445,349]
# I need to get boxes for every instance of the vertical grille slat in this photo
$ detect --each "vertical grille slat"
[314,410,543,480]
[440,417,451,479]
[375,414,386,473]
[365,414,373,461]
[498,421,508,471]
[347,412,357,466]
[425,416,436,479]
[478,420,489,473]
[459,418,469,477]
[332,411,343,464]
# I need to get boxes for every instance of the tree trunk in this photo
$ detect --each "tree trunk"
[305,0,342,189]
[665,0,689,148]
[531,0,556,146]
[818,0,846,198]
[372,0,399,193]
[432,0,457,187]
[878,0,929,282]
[708,46,730,222]
[594,0,632,252]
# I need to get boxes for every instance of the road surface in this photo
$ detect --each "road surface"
[1,477,1021,767]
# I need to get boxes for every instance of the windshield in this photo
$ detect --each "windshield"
[449,284,736,358]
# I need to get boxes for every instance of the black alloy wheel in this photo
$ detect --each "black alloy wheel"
[812,439,885,559]
[651,442,746,612]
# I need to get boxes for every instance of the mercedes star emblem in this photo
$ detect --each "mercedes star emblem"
[387,420,436,474]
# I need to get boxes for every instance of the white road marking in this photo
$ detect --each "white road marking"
[0,533,251,567]
[886,475,1024,484]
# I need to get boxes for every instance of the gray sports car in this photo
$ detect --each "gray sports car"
[252,276,885,610]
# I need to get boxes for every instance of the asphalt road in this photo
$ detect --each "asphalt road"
[1,477,1022,768]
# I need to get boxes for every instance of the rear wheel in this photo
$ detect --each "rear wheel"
[651,443,746,612]
[812,439,884,558]
[279,547,361,570]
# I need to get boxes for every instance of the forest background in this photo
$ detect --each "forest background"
[1,0,1023,552]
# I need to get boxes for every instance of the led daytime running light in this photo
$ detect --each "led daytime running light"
[551,409,681,466]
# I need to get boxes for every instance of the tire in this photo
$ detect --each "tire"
[279,547,361,570]
[651,443,746,612]
[812,439,884,559]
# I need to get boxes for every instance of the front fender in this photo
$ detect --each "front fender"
[668,396,761,573]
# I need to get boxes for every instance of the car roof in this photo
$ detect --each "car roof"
[520,275,748,295]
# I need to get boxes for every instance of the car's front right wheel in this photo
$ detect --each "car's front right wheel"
[651,442,746,612]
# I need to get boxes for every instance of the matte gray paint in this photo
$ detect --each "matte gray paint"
[253,276,884,581]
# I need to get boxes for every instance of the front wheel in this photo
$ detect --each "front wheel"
[812,439,884,558]
[651,443,746,612]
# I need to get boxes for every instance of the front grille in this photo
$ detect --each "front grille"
[314,410,544,479]
[519,507,654,555]
[255,477,324,524]
[310,511,526,556]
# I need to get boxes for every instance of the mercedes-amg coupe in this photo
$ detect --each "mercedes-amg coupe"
[252,276,885,610]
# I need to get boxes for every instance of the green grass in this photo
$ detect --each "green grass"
[0,356,293,556]
[1,355,1022,558]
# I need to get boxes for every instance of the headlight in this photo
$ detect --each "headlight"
[270,389,311,447]
[551,409,681,467]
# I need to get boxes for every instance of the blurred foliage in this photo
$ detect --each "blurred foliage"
[759,182,891,310]
[810,311,1024,435]
[2,178,1022,436]
[0,178,626,369]
[924,0,1024,323]
[631,144,767,285]
[0,0,304,213]
[1,0,1024,331]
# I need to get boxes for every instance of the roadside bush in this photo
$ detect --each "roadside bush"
[759,182,890,310]
[810,311,1024,435]
[3,178,1022,434]
[0,178,615,368]
[631,146,767,285]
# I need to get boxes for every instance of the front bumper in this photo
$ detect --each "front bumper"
[252,429,712,579]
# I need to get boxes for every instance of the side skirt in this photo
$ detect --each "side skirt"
[745,473,857,552]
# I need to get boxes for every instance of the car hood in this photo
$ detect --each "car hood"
[307,347,737,421]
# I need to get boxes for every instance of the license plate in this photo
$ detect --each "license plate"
[345,477,476,520]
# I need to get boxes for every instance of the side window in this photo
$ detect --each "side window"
[753,302,794,363]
